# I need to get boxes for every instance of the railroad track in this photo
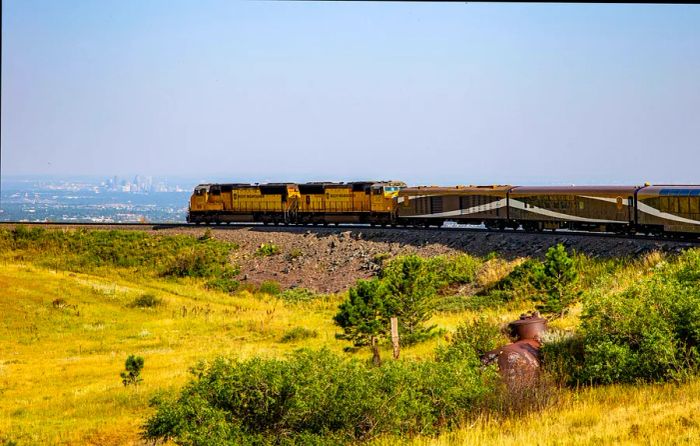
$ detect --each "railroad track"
[1,221,699,245]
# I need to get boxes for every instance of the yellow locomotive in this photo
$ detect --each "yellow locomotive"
[187,181,406,225]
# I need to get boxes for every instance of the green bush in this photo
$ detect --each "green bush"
[485,259,543,303]
[544,250,700,385]
[425,254,483,288]
[435,293,507,313]
[0,227,239,280]
[279,288,320,304]
[142,349,497,445]
[256,243,280,257]
[205,277,240,294]
[258,280,282,296]
[280,327,319,343]
[161,246,238,279]
[436,317,509,362]
[130,293,163,308]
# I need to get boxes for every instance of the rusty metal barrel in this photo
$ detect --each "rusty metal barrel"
[482,312,547,389]
[509,312,547,341]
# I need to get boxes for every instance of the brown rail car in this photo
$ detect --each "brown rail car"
[507,186,638,232]
[636,186,700,235]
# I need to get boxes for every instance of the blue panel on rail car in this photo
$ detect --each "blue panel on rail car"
[660,189,700,196]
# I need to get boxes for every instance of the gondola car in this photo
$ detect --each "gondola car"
[507,186,638,233]
[636,185,700,235]
[396,185,512,228]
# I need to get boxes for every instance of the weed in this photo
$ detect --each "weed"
[280,327,319,343]
[205,277,240,293]
[279,287,319,304]
[286,248,304,260]
[258,280,281,295]
[130,293,163,308]
[256,243,280,256]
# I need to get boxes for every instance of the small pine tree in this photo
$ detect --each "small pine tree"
[334,279,390,366]
[381,255,438,344]
[534,244,580,319]
[120,355,144,386]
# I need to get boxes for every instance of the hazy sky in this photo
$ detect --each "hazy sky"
[2,1,699,185]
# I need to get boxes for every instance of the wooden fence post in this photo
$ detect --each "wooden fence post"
[391,317,400,360]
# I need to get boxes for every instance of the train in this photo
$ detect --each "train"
[187,182,700,236]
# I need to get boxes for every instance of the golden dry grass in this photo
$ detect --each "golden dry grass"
[2,255,698,446]
[415,380,700,446]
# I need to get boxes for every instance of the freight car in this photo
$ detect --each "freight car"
[187,181,406,225]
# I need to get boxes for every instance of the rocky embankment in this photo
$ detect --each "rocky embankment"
[2,223,696,293]
[159,226,696,293]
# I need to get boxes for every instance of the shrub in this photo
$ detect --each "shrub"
[198,229,213,241]
[142,349,496,445]
[258,280,282,296]
[131,293,163,308]
[280,327,319,343]
[162,246,237,279]
[545,250,700,385]
[1,227,239,278]
[205,277,240,294]
[435,293,508,313]
[425,254,483,287]
[121,355,144,386]
[540,330,585,386]
[256,243,280,257]
[52,298,68,309]
[279,288,319,304]
[486,259,542,302]
[286,248,304,261]
[436,317,509,362]
[475,258,514,289]
[371,252,391,265]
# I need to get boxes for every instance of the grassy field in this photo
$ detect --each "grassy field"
[1,229,699,445]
